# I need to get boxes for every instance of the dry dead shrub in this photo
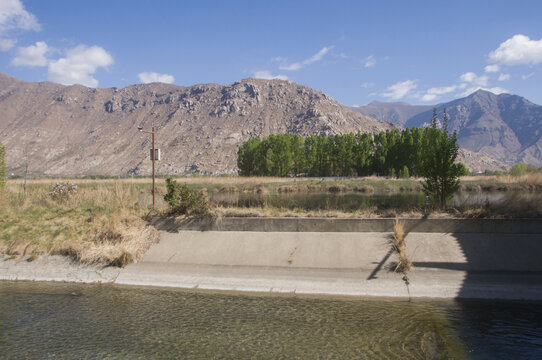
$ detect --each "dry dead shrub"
[80,214,158,266]
[6,238,25,256]
[47,214,159,267]
[353,185,374,193]
[391,217,411,273]
[218,186,238,193]
[26,253,38,262]
[277,185,298,193]
[327,184,347,193]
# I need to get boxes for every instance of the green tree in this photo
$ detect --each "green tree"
[354,132,373,176]
[456,163,469,176]
[509,162,527,176]
[399,165,410,178]
[237,138,262,176]
[0,141,5,188]
[420,109,462,207]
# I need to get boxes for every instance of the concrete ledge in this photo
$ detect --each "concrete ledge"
[153,216,542,234]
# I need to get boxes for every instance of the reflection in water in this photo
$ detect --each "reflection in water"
[2,282,541,359]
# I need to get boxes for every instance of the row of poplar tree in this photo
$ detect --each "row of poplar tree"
[237,125,467,179]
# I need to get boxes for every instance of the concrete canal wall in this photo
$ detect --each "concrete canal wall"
[113,217,542,299]
[3,217,541,299]
[154,217,541,234]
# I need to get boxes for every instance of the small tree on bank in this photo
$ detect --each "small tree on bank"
[0,141,5,189]
[420,109,462,207]
[509,162,527,177]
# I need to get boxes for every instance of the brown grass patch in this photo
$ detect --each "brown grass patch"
[1,181,160,267]
[327,184,348,193]
[391,217,411,273]
[353,185,374,193]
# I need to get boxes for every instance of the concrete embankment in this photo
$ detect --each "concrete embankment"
[3,217,541,299]
[114,217,542,300]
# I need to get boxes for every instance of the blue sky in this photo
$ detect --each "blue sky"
[1,0,542,106]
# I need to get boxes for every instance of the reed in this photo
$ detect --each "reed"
[391,217,411,273]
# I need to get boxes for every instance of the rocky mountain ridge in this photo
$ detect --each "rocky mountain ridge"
[0,73,395,176]
[354,90,542,167]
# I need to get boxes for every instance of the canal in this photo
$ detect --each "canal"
[2,281,541,359]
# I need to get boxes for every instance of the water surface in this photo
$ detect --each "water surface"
[1,282,541,359]
[209,190,541,215]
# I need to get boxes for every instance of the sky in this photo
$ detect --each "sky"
[1,0,542,106]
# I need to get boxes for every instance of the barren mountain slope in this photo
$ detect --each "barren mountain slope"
[0,73,393,176]
[406,90,542,167]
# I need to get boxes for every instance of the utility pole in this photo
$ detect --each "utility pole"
[138,126,157,209]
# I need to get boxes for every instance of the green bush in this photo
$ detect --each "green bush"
[398,165,410,178]
[164,178,209,216]
[456,163,469,176]
[510,162,527,176]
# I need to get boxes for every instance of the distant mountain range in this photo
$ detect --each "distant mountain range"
[353,90,542,167]
[0,72,513,176]
[352,101,432,127]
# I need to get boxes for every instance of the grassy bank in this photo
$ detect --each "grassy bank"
[2,174,540,265]
[0,180,159,266]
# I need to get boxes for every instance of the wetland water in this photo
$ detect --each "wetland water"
[209,190,541,214]
[2,281,541,359]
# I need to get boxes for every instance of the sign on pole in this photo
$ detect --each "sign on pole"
[150,148,161,161]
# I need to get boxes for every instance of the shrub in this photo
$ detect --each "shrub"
[456,162,469,176]
[164,178,209,215]
[49,181,78,201]
[510,162,527,177]
[398,165,410,178]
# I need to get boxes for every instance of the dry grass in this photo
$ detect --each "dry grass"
[0,181,159,267]
[353,185,374,193]
[391,217,411,273]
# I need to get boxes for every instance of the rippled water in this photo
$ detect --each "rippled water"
[1,282,541,359]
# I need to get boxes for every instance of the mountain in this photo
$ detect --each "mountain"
[352,101,432,127]
[0,73,393,176]
[406,90,542,167]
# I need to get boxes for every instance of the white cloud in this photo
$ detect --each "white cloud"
[484,64,500,73]
[0,0,40,34]
[138,72,175,84]
[48,45,113,87]
[522,72,535,80]
[0,0,40,52]
[253,70,288,80]
[11,41,50,66]
[361,82,374,89]
[271,56,286,62]
[498,73,510,81]
[279,46,333,71]
[420,85,457,102]
[460,72,489,86]
[489,34,542,66]
[364,54,376,68]
[0,37,15,50]
[380,80,417,100]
